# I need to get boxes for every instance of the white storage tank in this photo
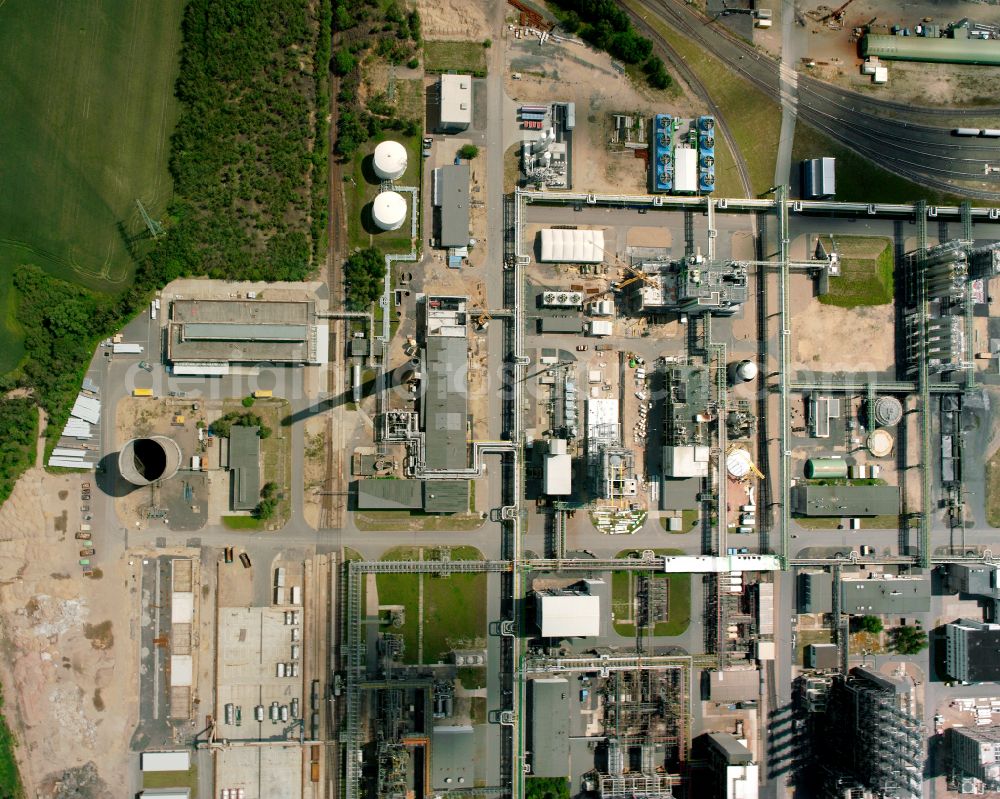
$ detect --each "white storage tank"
[729,359,758,383]
[372,140,408,180]
[372,190,407,231]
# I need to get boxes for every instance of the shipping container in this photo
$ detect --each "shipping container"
[113,343,143,354]
[253,390,273,398]
[291,585,302,605]
[132,388,154,397]
[275,567,286,587]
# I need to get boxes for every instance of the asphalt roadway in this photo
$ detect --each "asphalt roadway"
[628,0,1000,199]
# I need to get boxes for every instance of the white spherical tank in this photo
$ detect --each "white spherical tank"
[726,448,752,479]
[728,359,758,384]
[372,140,408,180]
[372,191,407,231]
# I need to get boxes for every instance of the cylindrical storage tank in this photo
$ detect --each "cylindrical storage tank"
[728,359,758,384]
[118,435,182,486]
[726,448,753,479]
[372,140,408,180]
[804,458,848,479]
[869,395,903,427]
[372,190,407,231]
[867,428,894,458]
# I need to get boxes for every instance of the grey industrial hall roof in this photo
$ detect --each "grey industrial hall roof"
[791,484,899,516]
[182,323,307,341]
[436,164,470,248]
[709,669,760,702]
[431,726,475,790]
[799,570,834,614]
[840,576,931,615]
[422,336,469,471]
[863,34,1000,65]
[531,678,570,778]
[355,479,469,513]
[229,426,261,511]
[171,299,311,324]
[806,643,840,670]
[948,620,1000,681]
[705,732,753,765]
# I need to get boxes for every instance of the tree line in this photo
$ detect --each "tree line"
[552,0,672,90]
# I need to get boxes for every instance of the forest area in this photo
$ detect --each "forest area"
[0,0,331,503]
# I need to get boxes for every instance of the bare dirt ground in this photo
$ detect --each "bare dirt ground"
[414,0,490,41]
[303,417,328,529]
[0,469,135,797]
[796,0,1000,104]
[505,37,699,194]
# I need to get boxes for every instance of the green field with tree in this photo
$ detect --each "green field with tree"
[816,235,895,308]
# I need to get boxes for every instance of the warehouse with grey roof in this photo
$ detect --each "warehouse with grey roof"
[433,164,470,249]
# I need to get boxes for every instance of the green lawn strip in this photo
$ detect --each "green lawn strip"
[456,666,487,689]
[222,516,264,531]
[986,448,1000,527]
[816,235,894,308]
[422,573,487,662]
[612,548,690,637]
[423,40,488,75]
[791,120,967,205]
[620,0,781,196]
[375,572,421,663]
[143,764,198,794]
[795,628,832,665]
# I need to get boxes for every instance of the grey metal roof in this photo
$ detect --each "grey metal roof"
[806,643,840,669]
[422,336,468,471]
[705,732,753,765]
[355,479,469,513]
[791,484,899,516]
[531,679,569,778]
[182,323,307,341]
[431,725,475,790]
[802,157,835,199]
[799,570,834,614]
[436,164,470,247]
[840,576,931,615]
[229,425,260,511]
[708,669,760,702]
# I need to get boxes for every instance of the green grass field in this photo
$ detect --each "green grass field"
[0,1,183,374]
[610,548,691,638]
[423,40,488,76]
[817,235,894,308]
[144,764,198,796]
[986,448,1000,528]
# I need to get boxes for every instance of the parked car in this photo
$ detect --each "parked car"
[576,345,588,351]
[138,361,153,372]
[239,552,252,569]
[75,532,92,541]
[82,515,92,521]
[224,546,234,564]
[79,548,95,557]
[81,505,90,512]
[81,482,91,490]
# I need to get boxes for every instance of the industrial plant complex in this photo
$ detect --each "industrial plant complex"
[13,2,1000,799]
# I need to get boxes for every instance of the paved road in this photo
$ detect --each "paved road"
[629,0,1000,199]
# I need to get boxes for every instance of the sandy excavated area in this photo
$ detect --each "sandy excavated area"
[0,469,135,797]
[414,0,490,40]
[791,299,895,375]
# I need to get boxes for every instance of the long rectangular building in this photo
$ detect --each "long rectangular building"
[791,484,899,516]
[422,333,469,472]
[531,679,570,778]
[862,33,1000,65]
[433,164,470,248]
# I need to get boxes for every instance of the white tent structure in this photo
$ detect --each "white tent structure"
[539,228,605,263]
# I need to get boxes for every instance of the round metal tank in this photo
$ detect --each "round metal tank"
[372,140,408,180]
[728,359,758,384]
[804,458,848,479]
[869,395,903,427]
[118,435,182,486]
[867,428,894,458]
[371,191,407,231]
[726,448,752,479]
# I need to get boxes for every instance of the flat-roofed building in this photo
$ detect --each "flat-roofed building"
[543,439,572,495]
[438,74,472,132]
[433,164,470,248]
[702,732,758,799]
[840,573,930,615]
[805,643,839,670]
[949,726,1000,792]
[535,590,600,638]
[945,619,1000,682]
[801,157,836,199]
[791,484,899,516]
[531,678,570,778]
[798,570,834,614]
[228,425,261,512]
[140,751,191,771]
[431,725,475,790]
[167,298,326,365]
[708,669,760,703]
[355,478,469,514]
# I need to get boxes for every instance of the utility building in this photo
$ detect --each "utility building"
[535,586,601,638]
[355,478,469,514]
[543,439,572,496]
[949,726,1000,793]
[228,425,261,512]
[437,74,472,132]
[800,157,836,199]
[419,296,470,473]
[945,619,1000,683]
[790,484,899,516]
[702,732,758,799]
[839,573,930,615]
[530,678,570,778]
[432,163,470,248]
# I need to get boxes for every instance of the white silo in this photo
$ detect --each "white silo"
[372,191,407,231]
[372,140,408,180]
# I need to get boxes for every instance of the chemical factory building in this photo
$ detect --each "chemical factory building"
[543,439,572,495]
[709,669,760,703]
[798,570,834,614]
[840,574,931,615]
[355,478,469,514]
[228,425,261,512]
[437,74,472,132]
[806,643,840,670]
[862,33,1000,65]
[539,228,605,263]
[422,336,469,471]
[790,484,899,516]
[536,591,600,638]
[433,163,470,248]
[801,157,836,199]
[140,751,191,772]
[167,299,325,365]
[945,619,1000,683]
[531,679,570,778]
[703,732,759,799]
[431,726,475,790]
